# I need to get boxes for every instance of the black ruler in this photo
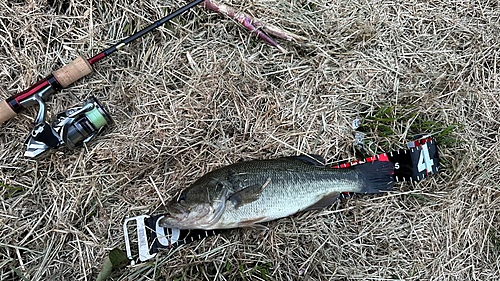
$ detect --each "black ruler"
[389,138,439,182]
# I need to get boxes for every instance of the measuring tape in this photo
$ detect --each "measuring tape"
[334,138,439,181]
[123,138,439,264]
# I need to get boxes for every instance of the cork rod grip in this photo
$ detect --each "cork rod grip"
[52,56,93,88]
[0,100,17,123]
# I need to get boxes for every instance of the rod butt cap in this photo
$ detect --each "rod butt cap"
[0,100,17,123]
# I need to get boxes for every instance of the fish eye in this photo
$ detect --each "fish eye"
[177,193,186,203]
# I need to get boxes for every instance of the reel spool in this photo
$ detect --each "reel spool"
[25,95,112,158]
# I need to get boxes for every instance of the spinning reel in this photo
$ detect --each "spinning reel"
[24,88,112,158]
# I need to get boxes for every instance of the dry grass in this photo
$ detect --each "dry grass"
[1,0,499,280]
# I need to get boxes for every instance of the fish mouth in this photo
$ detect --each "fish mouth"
[161,196,227,229]
[171,204,188,220]
[163,203,189,222]
[184,192,228,229]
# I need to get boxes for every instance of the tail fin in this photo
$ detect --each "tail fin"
[354,161,394,193]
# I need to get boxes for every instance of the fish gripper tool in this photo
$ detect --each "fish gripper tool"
[123,215,222,265]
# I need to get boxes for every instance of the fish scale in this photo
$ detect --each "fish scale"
[160,157,394,229]
[213,168,365,228]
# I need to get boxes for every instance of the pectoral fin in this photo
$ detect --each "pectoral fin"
[303,191,341,211]
[228,178,271,209]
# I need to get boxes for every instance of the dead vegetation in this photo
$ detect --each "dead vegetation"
[0,0,499,280]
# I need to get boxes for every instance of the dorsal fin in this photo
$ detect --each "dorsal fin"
[283,154,325,166]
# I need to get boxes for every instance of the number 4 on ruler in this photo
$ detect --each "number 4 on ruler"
[417,143,434,173]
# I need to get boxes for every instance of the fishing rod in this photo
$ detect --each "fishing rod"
[0,0,205,157]
[0,0,205,124]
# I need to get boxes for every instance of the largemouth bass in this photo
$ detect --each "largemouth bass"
[159,156,394,230]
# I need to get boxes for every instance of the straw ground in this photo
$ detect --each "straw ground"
[0,0,499,280]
